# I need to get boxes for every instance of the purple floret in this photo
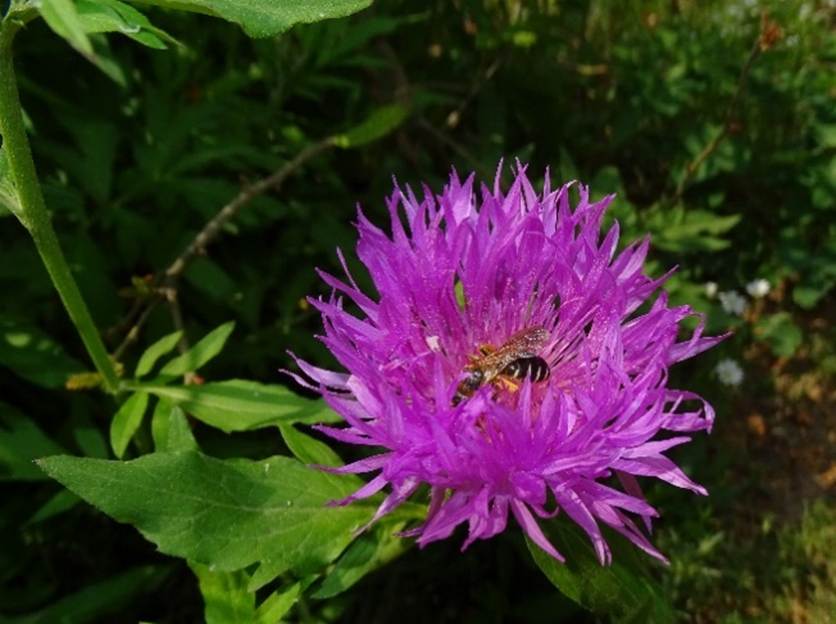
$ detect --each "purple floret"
[292,164,724,564]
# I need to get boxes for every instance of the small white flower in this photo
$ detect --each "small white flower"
[745,278,771,299]
[704,281,718,299]
[715,358,744,387]
[718,290,748,316]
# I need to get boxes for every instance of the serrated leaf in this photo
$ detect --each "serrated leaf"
[132,0,372,37]
[754,312,803,358]
[527,516,674,622]
[40,0,94,54]
[109,393,150,459]
[37,451,373,591]
[132,379,341,432]
[334,104,409,149]
[135,330,183,378]
[159,321,234,376]
[0,402,64,481]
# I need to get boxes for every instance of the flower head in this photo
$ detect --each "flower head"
[719,290,748,316]
[715,358,744,387]
[745,278,770,299]
[293,165,724,564]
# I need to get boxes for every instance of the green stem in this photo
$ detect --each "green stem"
[0,21,120,394]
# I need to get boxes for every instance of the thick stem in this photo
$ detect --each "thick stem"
[0,22,120,393]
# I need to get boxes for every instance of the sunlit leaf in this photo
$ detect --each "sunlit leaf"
[37,451,373,591]
[159,321,234,376]
[40,0,94,54]
[135,330,183,378]
[131,0,373,37]
[109,392,150,459]
[132,379,341,432]
[76,0,177,50]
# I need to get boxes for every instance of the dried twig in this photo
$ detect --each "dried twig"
[673,14,780,201]
[110,136,337,359]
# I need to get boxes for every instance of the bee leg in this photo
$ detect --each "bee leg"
[496,375,520,393]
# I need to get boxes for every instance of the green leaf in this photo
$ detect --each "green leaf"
[37,451,373,591]
[132,0,373,37]
[159,321,234,376]
[135,330,183,378]
[190,564,303,624]
[132,379,341,432]
[279,423,343,467]
[254,581,302,623]
[27,489,81,524]
[75,0,177,50]
[0,403,63,481]
[527,516,674,622]
[0,317,85,388]
[40,0,94,55]
[151,400,198,452]
[0,565,168,624]
[109,392,150,459]
[754,312,803,358]
[313,521,409,599]
[190,562,256,624]
[334,103,410,149]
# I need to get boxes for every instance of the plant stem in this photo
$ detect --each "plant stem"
[0,21,120,394]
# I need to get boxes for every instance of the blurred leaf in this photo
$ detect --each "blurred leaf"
[75,0,177,49]
[132,379,341,432]
[334,104,410,148]
[527,516,674,623]
[37,451,374,591]
[40,0,94,55]
[134,0,373,37]
[27,489,80,524]
[0,565,168,624]
[184,257,237,302]
[0,317,85,388]
[151,400,198,452]
[313,521,409,599]
[135,330,183,378]
[159,321,235,376]
[109,392,150,459]
[0,403,63,481]
[650,207,741,253]
[754,312,803,358]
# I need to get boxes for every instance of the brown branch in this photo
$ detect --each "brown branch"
[164,137,336,281]
[672,30,765,201]
[110,136,337,360]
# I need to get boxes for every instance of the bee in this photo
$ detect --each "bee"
[453,327,551,405]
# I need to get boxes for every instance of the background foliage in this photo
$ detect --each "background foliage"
[1,0,834,622]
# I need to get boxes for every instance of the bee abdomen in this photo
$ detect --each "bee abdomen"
[502,356,550,382]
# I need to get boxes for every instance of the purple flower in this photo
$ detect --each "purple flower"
[292,165,724,564]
